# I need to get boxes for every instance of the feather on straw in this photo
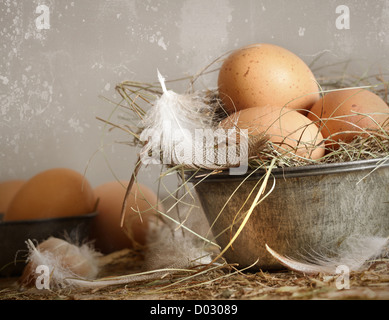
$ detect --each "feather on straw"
[138,70,248,170]
[19,237,101,289]
[266,235,389,275]
[66,215,215,290]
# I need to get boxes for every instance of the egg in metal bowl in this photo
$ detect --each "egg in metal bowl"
[0,168,98,277]
[0,212,97,277]
[218,43,320,114]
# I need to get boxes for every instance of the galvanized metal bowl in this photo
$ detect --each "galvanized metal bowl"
[190,158,389,270]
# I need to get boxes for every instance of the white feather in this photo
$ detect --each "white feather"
[20,237,101,289]
[139,70,248,170]
[66,200,215,290]
[266,235,389,275]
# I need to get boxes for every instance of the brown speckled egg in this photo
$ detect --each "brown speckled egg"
[218,43,320,114]
[0,180,25,213]
[91,180,162,254]
[4,168,96,221]
[221,105,325,160]
[307,89,389,146]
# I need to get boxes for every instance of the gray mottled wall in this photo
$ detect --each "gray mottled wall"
[1,0,389,193]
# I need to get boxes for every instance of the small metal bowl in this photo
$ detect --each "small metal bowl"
[190,158,389,270]
[0,212,98,277]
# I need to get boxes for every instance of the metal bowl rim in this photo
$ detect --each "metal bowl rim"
[187,157,389,182]
[0,211,98,226]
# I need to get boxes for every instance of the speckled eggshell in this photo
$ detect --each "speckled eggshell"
[221,105,325,160]
[218,43,320,114]
[307,89,389,145]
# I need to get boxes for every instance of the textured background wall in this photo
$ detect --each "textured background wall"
[1,0,389,193]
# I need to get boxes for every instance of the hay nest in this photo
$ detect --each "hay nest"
[108,59,389,170]
[1,248,389,300]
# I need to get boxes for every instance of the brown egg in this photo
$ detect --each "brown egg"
[221,105,325,160]
[218,43,320,114]
[0,180,25,213]
[91,180,162,254]
[307,89,389,146]
[5,168,96,221]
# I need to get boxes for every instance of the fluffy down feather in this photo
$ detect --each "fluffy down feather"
[139,71,248,171]
[19,237,101,289]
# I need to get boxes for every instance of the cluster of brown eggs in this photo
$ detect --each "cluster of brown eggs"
[1,168,161,254]
[217,43,389,158]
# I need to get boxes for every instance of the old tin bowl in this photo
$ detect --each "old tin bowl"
[0,212,98,277]
[190,158,389,270]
